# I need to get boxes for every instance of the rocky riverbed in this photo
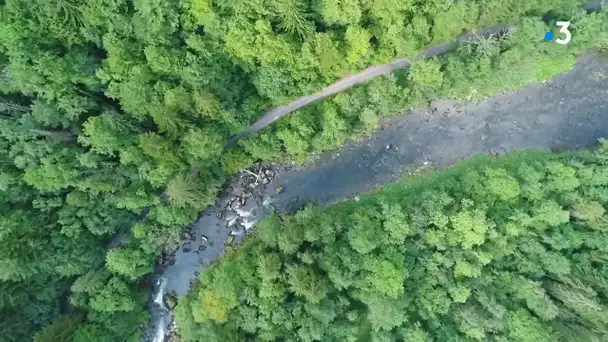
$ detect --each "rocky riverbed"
[144,53,608,342]
[142,163,290,342]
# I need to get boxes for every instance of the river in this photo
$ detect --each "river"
[144,53,608,341]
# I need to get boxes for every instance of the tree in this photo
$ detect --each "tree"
[347,209,382,254]
[195,290,235,323]
[183,127,224,161]
[286,266,328,303]
[89,277,138,313]
[257,253,282,281]
[450,203,490,249]
[507,309,555,342]
[571,200,605,221]
[357,291,408,331]
[380,201,411,244]
[79,112,137,156]
[34,315,83,342]
[431,2,479,42]
[484,167,521,201]
[166,173,207,209]
[345,26,371,66]
[364,258,406,297]
[312,103,350,150]
[314,0,362,26]
[272,0,314,39]
[106,248,153,280]
[408,58,445,102]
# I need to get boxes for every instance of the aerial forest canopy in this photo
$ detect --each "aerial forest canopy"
[0,0,606,340]
[177,143,608,341]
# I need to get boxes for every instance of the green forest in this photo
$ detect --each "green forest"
[177,142,608,341]
[0,0,606,340]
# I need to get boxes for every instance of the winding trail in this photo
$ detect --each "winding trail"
[227,25,512,145]
[227,0,603,145]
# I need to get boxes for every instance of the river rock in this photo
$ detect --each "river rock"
[216,210,224,219]
[230,198,241,210]
[277,185,285,193]
[164,294,178,310]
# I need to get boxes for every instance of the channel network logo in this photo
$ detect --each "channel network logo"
[544,21,571,45]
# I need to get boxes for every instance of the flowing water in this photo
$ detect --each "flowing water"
[145,276,170,342]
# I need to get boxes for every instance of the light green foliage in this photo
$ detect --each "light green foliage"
[257,253,282,281]
[454,259,482,278]
[508,309,555,342]
[380,201,411,243]
[572,200,605,221]
[347,210,382,254]
[364,258,405,297]
[287,266,328,303]
[106,248,153,280]
[484,168,521,201]
[79,112,136,156]
[166,174,207,209]
[531,200,570,229]
[194,289,235,323]
[362,292,409,331]
[399,323,432,342]
[450,203,489,249]
[431,2,479,42]
[272,0,314,39]
[314,0,362,26]
[183,127,224,161]
[312,103,350,150]
[507,276,559,320]
[409,58,445,101]
[89,277,138,312]
[359,108,379,132]
[345,26,371,66]
[179,147,608,340]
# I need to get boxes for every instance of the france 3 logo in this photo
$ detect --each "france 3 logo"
[544,21,571,45]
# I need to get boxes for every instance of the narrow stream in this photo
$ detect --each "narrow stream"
[143,53,608,341]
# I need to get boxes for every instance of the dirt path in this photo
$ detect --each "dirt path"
[227,25,512,145]
[227,0,604,145]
